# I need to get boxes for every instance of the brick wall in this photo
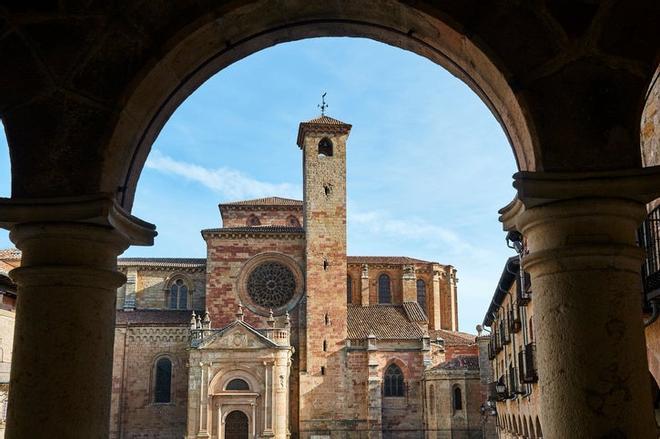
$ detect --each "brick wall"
[109,325,190,439]
[298,122,351,435]
[220,206,302,228]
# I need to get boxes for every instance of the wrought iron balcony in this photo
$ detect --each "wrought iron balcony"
[516,270,532,305]
[639,205,660,310]
[519,342,538,384]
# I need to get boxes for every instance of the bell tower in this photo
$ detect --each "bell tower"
[296,113,352,431]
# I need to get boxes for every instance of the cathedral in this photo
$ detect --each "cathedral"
[1,115,488,438]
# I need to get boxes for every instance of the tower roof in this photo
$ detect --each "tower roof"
[296,114,352,148]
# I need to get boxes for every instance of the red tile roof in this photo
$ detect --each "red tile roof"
[402,302,428,322]
[430,329,476,346]
[0,249,21,259]
[303,115,349,125]
[347,256,436,265]
[118,258,206,268]
[220,197,302,206]
[347,305,425,339]
[432,355,480,370]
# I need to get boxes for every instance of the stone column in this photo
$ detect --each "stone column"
[361,264,370,306]
[0,195,155,438]
[273,353,289,439]
[500,169,660,438]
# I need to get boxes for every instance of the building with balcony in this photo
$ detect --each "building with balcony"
[481,246,542,439]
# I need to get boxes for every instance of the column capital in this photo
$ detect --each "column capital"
[514,166,660,207]
[0,193,156,246]
[500,167,660,232]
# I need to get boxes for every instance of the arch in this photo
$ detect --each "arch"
[318,137,334,157]
[224,410,249,439]
[523,416,529,437]
[209,367,263,395]
[225,378,250,391]
[535,416,542,438]
[383,363,404,397]
[378,274,391,304]
[452,385,463,411]
[99,0,545,210]
[164,273,193,310]
[347,275,353,304]
[153,356,173,403]
[416,279,426,311]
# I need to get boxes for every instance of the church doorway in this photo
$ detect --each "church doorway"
[224,410,249,439]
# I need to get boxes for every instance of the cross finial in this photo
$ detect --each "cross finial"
[318,92,328,116]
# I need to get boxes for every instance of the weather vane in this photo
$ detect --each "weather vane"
[318,92,328,116]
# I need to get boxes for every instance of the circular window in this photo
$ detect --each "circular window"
[247,262,296,308]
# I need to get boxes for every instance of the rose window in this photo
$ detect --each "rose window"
[247,262,296,308]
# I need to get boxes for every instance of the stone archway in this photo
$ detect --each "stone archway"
[0,2,658,438]
[224,410,249,439]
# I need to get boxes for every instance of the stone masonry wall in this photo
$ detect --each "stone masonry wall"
[299,126,350,436]
[109,325,190,439]
[203,232,304,435]
[116,268,205,311]
[220,207,302,228]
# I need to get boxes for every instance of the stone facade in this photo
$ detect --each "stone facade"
[0,264,16,439]
[0,116,485,439]
[481,256,541,439]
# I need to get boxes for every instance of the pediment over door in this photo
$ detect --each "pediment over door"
[197,321,278,350]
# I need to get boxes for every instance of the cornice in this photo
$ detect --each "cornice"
[0,193,156,246]
[202,227,304,240]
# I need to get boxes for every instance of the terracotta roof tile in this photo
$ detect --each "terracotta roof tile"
[347,256,436,265]
[0,249,21,259]
[302,115,349,125]
[402,302,428,322]
[115,309,193,325]
[347,305,425,339]
[432,355,480,370]
[118,258,206,268]
[220,197,302,206]
[429,329,476,346]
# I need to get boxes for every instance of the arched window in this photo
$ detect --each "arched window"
[453,386,462,410]
[168,278,189,309]
[225,378,250,391]
[154,357,172,403]
[416,279,426,310]
[347,276,353,304]
[384,364,404,397]
[247,214,261,226]
[378,274,391,304]
[318,137,333,157]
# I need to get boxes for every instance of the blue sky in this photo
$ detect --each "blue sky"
[0,37,518,331]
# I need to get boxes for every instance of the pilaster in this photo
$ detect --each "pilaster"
[361,264,370,306]
[402,264,417,303]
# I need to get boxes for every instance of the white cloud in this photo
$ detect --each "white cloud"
[145,151,301,200]
[349,206,474,253]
